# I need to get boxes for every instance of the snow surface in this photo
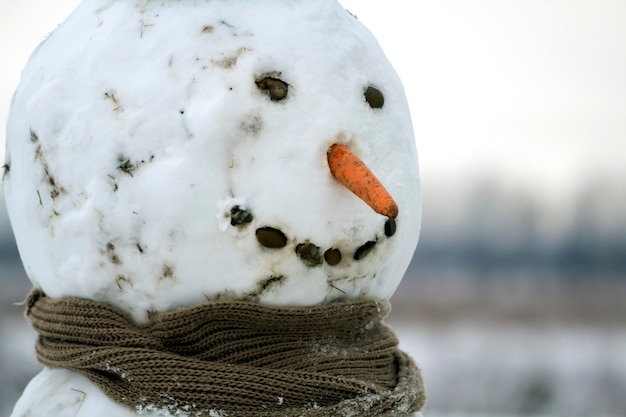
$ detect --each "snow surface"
[4,0,420,416]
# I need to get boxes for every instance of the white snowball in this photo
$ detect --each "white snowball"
[5,0,420,322]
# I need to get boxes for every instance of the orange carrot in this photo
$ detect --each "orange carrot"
[327,143,398,218]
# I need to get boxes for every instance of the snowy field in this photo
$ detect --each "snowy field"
[2,262,626,417]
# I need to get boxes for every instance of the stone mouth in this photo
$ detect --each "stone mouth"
[229,205,397,268]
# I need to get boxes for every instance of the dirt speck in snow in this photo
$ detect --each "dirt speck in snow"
[161,264,175,281]
[219,20,235,29]
[139,20,156,38]
[213,47,251,69]
[116,154,155,179]
[327,281,347,295]
[31,130,66,200]
[45,169,63,200]
[30,129,39,143]
[240,114,263,136]
[245,275,286,299]
[104,91,123,112]
[106,242,122,265]
[259,275,285,292]
[118,158,136,176]
[116,275,132,290]
[216,275,288,302]
[2,162,10,180]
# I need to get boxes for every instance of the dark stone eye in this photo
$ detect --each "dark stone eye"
[364,86,384,109]
[230,206,254,226]
[354,240,377,260]
[324,248,342,266]
[256,77,289,101]
[295,242,323,267]
[384,217,396,237]
[256,227,288,248]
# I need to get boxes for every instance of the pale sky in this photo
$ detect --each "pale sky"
[2,0,626,210]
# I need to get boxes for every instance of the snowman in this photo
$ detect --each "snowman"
[4,0,424,416]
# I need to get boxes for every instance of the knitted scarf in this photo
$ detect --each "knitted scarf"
[25,289,425,416]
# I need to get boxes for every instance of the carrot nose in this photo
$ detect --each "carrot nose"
[327,143,398,219]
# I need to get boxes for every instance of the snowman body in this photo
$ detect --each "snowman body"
[5,0,422,416]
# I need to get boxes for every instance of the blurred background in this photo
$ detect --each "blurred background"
[1,0,625,416]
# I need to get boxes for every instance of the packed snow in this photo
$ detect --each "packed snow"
[4,0,419,324]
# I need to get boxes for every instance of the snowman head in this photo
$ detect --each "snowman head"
[4,0,420,322]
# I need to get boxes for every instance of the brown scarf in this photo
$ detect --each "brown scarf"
[25,289,425,416]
